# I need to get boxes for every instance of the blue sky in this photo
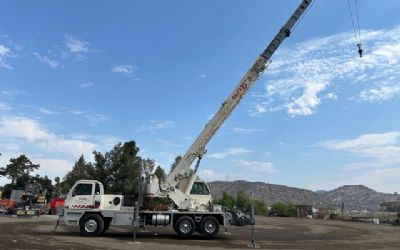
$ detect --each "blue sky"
[1,0,400,193]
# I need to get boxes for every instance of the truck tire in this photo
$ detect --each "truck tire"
[174,216,195,238]
[79,214,104,237]
[200,216,219,238]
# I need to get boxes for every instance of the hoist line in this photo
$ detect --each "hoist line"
[346,0,361,45]
[355,0,361,44]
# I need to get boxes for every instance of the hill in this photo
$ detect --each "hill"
[208,180,400,211]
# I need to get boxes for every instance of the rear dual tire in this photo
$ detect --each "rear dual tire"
[174,215,220,238]
[174,216,195,238]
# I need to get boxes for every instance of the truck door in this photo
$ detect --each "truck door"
[94,182,101,208]
[69,183,95,209]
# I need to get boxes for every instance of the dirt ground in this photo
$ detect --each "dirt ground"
[0,215,399,250]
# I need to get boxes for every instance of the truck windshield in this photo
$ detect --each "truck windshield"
[73,184,93,196]
[190,182,210,195]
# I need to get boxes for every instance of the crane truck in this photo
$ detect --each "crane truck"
[60,0,312,238]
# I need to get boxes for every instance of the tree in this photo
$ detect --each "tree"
[53,176,62,197]
[216,192,236,209]
[106,141,143,195]
[61,140,159,196]
[0,155,39,185]
[32,174,53,201]
[2,184,13,199]
[93,151,109,188]
[236,189,250,212]
[141,158,156,178]
[271,202,288,215]
[62,155,95,193]
[253,199,268,216]
[154,166,167,182]
[270,202,297,216]
[286,203,297,216]
[169,156,182,174]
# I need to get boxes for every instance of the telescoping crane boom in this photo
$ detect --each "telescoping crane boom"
[61,0,313,238]
[154,0,313,211]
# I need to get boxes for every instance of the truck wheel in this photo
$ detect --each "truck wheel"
[79,214,104,237]
[200,216,219,238]
[174,216,195,238]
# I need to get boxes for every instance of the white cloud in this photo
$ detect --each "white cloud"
[112,64,137,74]
[69,109,85,115]
[250,104,267,116]
[359,85,400,102]
[347,168,400,193]
[79,81,94,89]
[322,132,400,150]
[33,52,61,69]
[356,146,400,164]
[31,158,72,178]
[208,147,252,159]
[200,74,207,78]
[201,169,215,176]
[372,43,400,64]
[232,127,265,134]
[155,139,177,147]
[196,169,231,182]
[67,109,109,126]
[325,92,338,100]
[319,132,400,192]
[321,131,400,164]
[0,102,10,111]
[37,139,96,158]
[0,115,124,184]
[138,120,175,132]
[0,141,20,152]
[39,107,61,115]
[251,26,400,116]
[0,44,11,56]
[65,34,90,54]
[343,162,378,171]
[0,116,96,158]
[286,81,328,116]
[1,89,29,98]
[235,160,275,173]
[95,135,124,151]
[85,113,110,126]
[0,44,13,69]
[0,116,54,141]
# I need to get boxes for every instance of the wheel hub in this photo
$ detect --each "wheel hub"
[179,220,192,233]
[84,219,98,233]
[204,221,216,234]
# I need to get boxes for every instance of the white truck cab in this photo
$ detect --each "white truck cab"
[65,180,101,209]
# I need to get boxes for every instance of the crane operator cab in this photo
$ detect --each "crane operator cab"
[146,175,213,211]
[187,180,212,209]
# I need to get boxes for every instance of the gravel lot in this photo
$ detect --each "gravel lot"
[1,215,400,250]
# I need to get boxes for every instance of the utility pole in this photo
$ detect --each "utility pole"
[248,192,259,248]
